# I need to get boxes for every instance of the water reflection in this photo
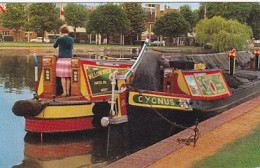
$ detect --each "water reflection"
[13,131,112,168]
[13,124,165,168]
[0,56,35,93]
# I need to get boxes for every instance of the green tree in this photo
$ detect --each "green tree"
[195,16,252,52]
[24,3,63,42]
[153,12,190,46]
[197,2,260,39]
[64,3,89,39]
[180,5,197,32]
[87,3,130,44]
[198,2,252,24]
[193,9,200,23]
[122,2,146,45]
[247,3,260,40]
[0,3,27,41]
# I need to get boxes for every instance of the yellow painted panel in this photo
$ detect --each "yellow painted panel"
[128,92,192,111]
[113,79,127,117]
[36,103,94,119]
[117,79,125,89]
[115,94,122,117]
[37,72,44,95]
[194,63,206,70]
[176,70,190,95]
[80,68,90,100]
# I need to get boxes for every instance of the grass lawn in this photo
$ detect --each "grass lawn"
[191,124,260,168]
[0,42,53,47]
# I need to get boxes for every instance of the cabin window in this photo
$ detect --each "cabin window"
[44,68,50,81]
[73,70,78,83]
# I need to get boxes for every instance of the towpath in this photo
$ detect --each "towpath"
[106,95,260,168]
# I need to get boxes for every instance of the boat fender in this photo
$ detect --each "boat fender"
[101,117,110,127]
[12,100,48,117]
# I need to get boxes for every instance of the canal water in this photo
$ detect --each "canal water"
[0,55,35,168]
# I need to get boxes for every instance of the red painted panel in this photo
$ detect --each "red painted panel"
[119,85,127,116]
[25,117,94,133]
[182,69,222,75]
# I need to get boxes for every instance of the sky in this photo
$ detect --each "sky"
[154,3,200,10]
[0,1,201,10]
[81,2,200,10]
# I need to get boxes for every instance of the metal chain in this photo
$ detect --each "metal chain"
[150,100,200,147]
[177,121,200,147]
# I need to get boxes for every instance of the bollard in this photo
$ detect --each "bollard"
[228,49,236,75]
[254,49,260,70]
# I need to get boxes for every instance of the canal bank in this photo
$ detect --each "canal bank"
[0,46,135,57]
[0,45,206,57]
[106,95,260,168]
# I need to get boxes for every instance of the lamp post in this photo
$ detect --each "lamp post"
[148,7,152,46]
[254,49,260,70]
[228,48,237,75]
[27,32,30,42]
[146,6,155,45]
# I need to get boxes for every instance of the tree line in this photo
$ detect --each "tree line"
[1,2,259,52]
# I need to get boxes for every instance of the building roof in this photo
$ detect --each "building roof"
[68,26,86,33]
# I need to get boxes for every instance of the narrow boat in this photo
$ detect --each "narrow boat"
[12,36,233,133]
[12,56,133,133]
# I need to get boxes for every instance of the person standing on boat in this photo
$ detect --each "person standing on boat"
[53,25,74,97]
[132,49,170,91]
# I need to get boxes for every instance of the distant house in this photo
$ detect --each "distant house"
[68,26,87,43]
[0,24,37,42]
[142,4,180,42]
[142,3,194,46]
[0,9,38,42]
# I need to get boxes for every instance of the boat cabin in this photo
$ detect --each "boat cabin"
[37,56,231,102]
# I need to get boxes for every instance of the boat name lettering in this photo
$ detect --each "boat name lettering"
[88,69,112,80]
[134,94,177,106]
[94,80,107,85]
[101,88,108,92]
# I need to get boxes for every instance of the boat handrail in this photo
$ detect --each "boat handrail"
[125,36,150,79]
